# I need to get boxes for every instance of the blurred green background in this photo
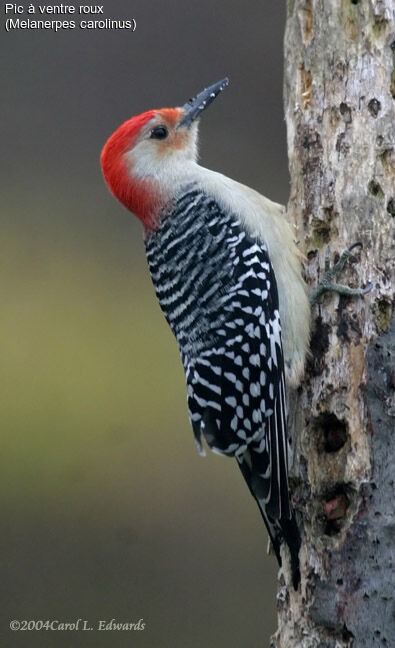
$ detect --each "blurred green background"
[2,2,289,646]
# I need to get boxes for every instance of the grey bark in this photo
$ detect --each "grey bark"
[271,1,394,646]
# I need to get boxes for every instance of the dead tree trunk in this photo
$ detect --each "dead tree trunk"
[272,2,394,646]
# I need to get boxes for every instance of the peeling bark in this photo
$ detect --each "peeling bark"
[271,1,394,646]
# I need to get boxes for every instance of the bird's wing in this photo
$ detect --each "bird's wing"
[186,227,290,521]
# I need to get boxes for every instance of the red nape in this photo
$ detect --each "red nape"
[100,110,160,229]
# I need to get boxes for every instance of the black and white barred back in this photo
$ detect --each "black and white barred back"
[145,185,299,573]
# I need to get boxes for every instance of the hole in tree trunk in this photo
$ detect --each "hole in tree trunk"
[342,625,354,641]
[323,486,349,535]
[368,179,384,198]
[306,317,330,376]
[313,412,348,452]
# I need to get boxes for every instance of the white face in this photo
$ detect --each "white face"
[124,110,200,191]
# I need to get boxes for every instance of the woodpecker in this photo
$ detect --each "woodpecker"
[101,78,311,589]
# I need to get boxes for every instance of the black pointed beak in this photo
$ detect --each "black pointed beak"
[177,77,229,128]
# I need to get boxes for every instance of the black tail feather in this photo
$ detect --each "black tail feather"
[236,448,301,590]
[279,513,301,590]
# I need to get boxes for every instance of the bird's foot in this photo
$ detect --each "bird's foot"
[309,242,373,305]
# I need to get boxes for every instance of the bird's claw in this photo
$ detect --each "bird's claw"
[309,242,373,305]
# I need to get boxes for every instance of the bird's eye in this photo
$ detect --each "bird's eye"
[150,126,168,140]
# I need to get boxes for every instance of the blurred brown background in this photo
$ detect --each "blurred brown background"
[1,2,289,646]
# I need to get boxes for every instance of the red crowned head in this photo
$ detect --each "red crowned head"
[100,78,229,229]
